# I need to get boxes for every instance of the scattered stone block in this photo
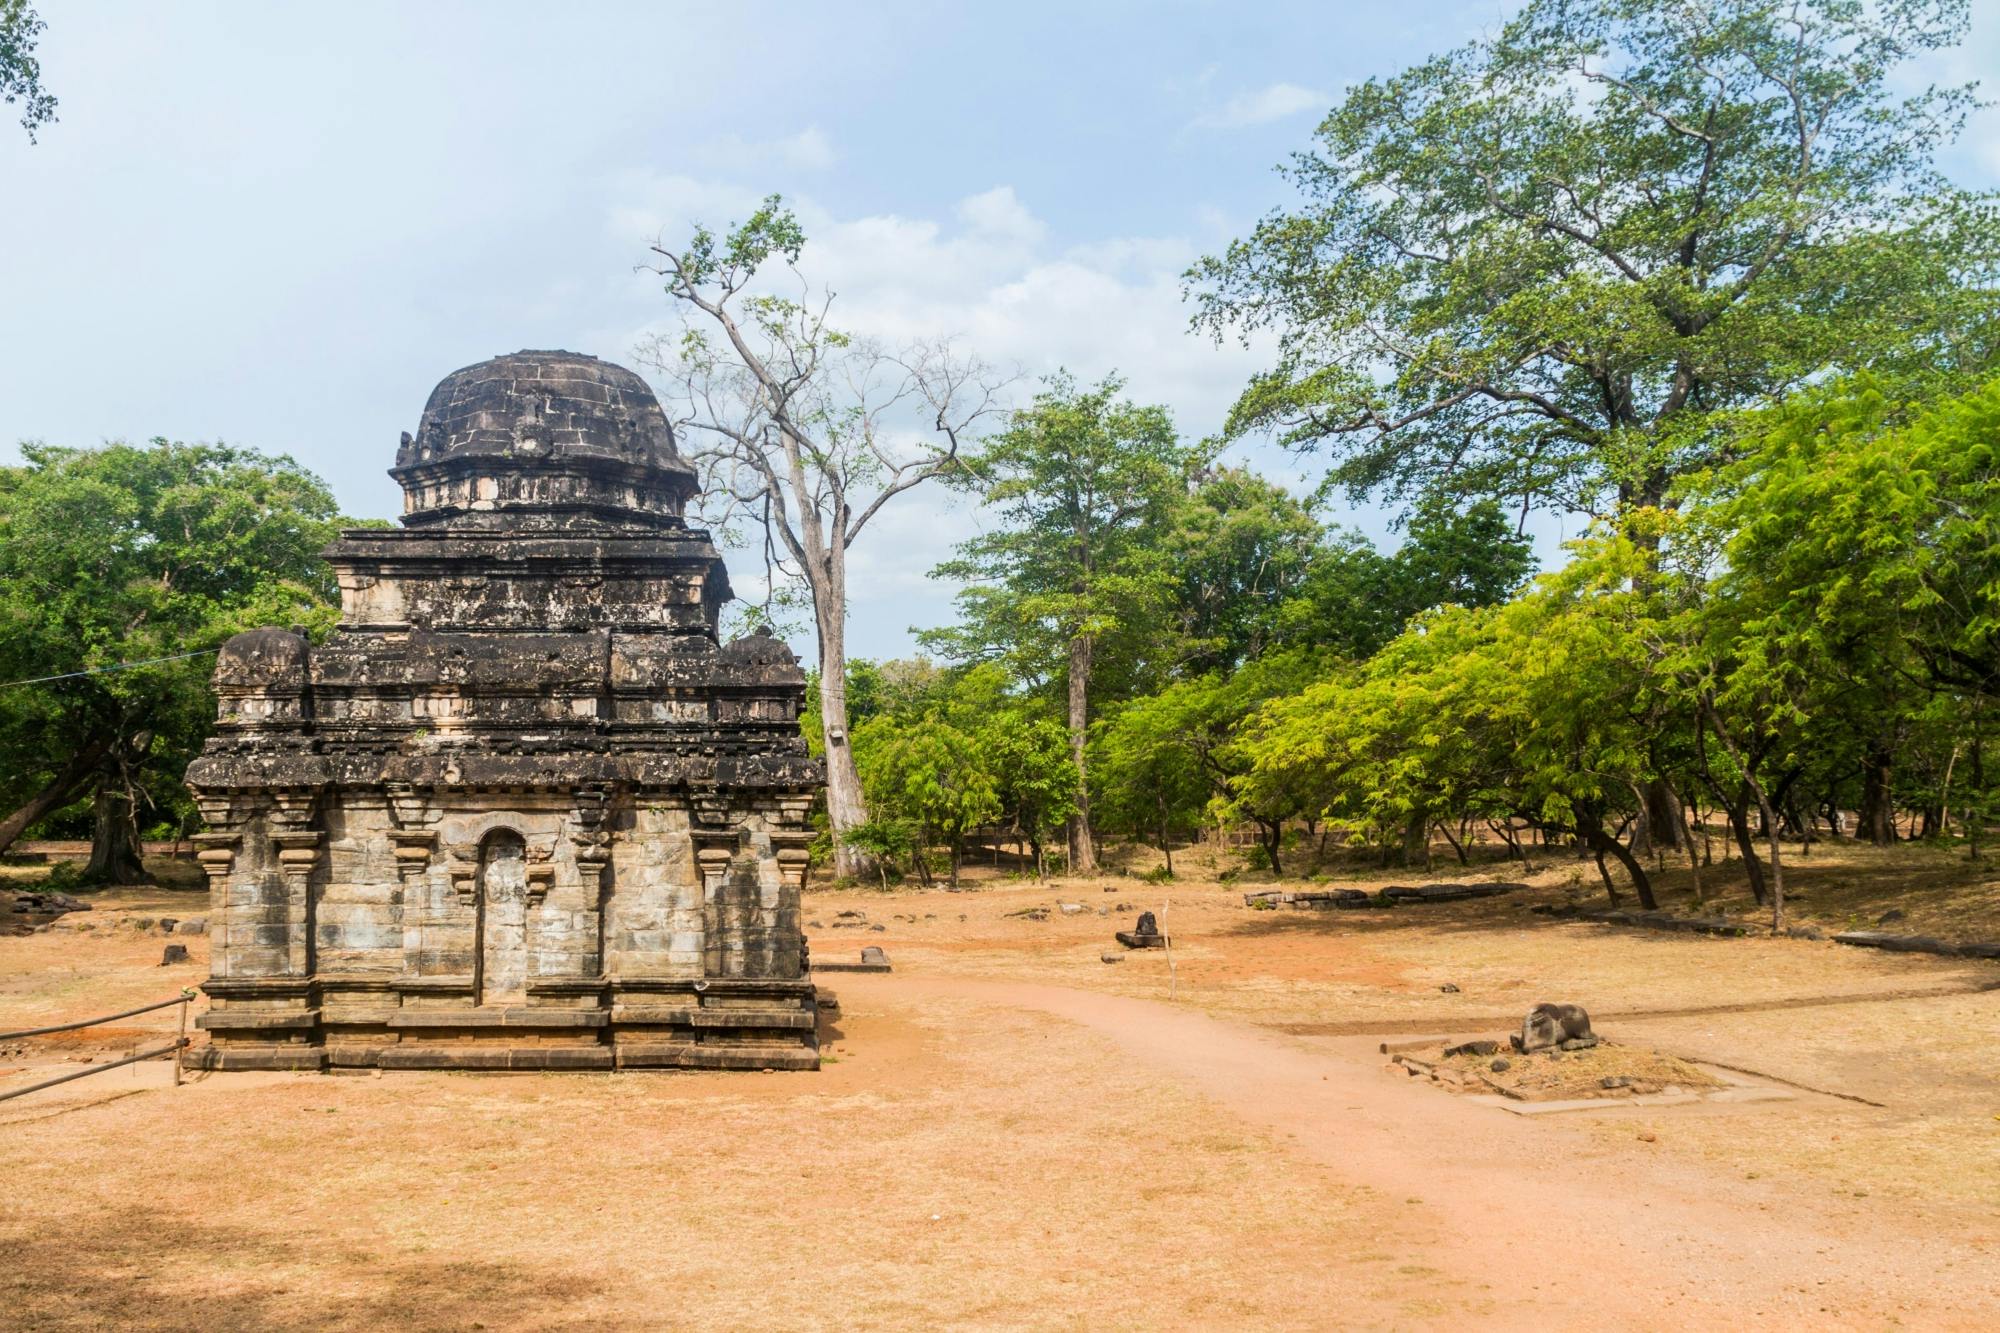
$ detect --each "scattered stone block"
[815,947,891,974]
[161,944,191,966]
[1445,1039,1497,1057]
[1100,953,1123,964]
[1833,930,1960,956]
[1510,1002,1594,1054]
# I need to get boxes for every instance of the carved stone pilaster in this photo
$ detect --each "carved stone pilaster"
[267,788,318,833]
[391,830,438,886]
[190,831,241,887]
[525,859,556,905]
[691,828,737,893]
[448,854,478,906]
[271,829,323,977]
[565,785,613,977]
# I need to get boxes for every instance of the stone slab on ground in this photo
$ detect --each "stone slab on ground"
[1463,1085,1796,1115]
[1834,930,2000,959]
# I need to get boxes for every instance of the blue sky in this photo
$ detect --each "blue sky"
[5,1,1998,660]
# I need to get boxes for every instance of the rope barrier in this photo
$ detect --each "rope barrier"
[0,991,197,1042]
[0,648,217,691]
[0,1039,191,1104]
[0,989,198,1102]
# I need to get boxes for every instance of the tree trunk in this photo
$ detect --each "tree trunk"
[1857,746,1897,844]
[1066,633,1097,873]
[1968,728,1985,862]
[1583,820,1657,910]
[1746,777,1787,931]
[1644,777,1683,852]
[1400,810,1429,869]
[1434,820,1469,866]
[0,738,109,857]
[813,596,876,881]
[83,781,148,885]
[1259,819,1283,877]
[1592,848,1620,903]
[1669,781,1704,905]
[1726,785,1769,905]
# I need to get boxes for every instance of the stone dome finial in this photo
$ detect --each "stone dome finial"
[390,350,697,528]
[213,626,309,688]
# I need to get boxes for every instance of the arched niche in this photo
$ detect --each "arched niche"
[476,828,529,1005]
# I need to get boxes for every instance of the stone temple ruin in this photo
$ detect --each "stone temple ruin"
[186,350,823,1071]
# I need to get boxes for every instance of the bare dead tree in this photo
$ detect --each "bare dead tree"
[638,197,1009,878]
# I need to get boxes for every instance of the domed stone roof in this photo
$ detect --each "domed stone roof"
[398,350,681,471]
[390,350,697,527]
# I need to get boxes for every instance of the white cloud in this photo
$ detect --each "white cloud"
[1191,81,1331,130]
[685,125,838,173]
[956,185,1047,244]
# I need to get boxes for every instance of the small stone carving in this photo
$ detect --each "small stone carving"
[1510,1002,1594,1054]
[1114,911,1167,950]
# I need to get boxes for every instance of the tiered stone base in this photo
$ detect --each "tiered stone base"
[194,977,819,1072]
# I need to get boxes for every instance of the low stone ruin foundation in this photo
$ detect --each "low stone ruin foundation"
[185,350,823,1071]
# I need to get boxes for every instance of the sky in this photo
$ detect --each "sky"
[5,1,1999,662]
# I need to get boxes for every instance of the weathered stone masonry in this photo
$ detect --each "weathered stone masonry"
[187,350,823,1071]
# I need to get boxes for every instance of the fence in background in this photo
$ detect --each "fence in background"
[0,989,195,1103]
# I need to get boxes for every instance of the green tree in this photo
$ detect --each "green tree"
[1273,497,1535,660]
[1,0,55,142]
[1384,497,1537,622]
[1696,375,2000,859]
[0,441,345,879]
[1191,0,1996,517]
[1093,689,1215,876]
[1097,649,1325,875]
[1165,466,1325,673]
[852,710,1002,888]
[924,372,1194,871]
[1244,541,1669,901]
[642,196,1006,879]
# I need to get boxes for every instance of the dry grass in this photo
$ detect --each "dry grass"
[2,839,1997,1327]
[0,992,1419,1330]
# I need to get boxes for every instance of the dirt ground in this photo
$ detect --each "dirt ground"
[2,839,1998,1330]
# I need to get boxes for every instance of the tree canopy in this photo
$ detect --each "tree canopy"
[0,441,345,878]
[1189,0,1998,517]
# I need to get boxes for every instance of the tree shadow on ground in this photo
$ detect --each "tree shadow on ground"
[0,1203,599,1331]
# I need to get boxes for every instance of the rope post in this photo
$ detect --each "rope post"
[174,989,193,1086]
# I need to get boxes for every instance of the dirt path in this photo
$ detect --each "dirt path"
[862,974,1999,1330]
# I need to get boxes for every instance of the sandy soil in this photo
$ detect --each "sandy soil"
[2,842,1997,1329]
